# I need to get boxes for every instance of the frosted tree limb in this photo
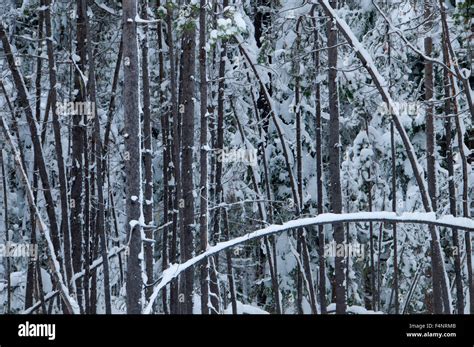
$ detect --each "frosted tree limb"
[144,211,474,313]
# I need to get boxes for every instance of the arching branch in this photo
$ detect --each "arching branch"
[144,211,474,313]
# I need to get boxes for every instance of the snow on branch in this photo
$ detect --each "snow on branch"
[144,211,474,313]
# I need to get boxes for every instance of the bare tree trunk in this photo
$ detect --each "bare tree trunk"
[155,0,169,314]
[390,121,399,314]
[1,149,10,313]
[25,9,45,310]
[180,1,197,314]
[89,159,97,314]
[443,65,464,313]
[199,0,210,315]
[222,207,237,314]
[311,5,327,315]
[123,0,143,314]
[367,168,376,310]
[86,11,112,314]
[166,1,180,314]
[423,0,444,314]
[212,0,228,249]
[326,0,346,314]
[70,0,87,313]
[43,0,73,287]
[141,0,154,302]
[384,1,399,314]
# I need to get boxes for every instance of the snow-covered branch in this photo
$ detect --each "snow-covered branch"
[144,211,474,313]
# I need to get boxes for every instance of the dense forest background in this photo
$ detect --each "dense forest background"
[0,0,473,314]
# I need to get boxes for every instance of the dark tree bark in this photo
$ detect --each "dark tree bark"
[123,0,143,314]
[179,0,197,314]
[424,0,444,314]
[25,8,45,310]
[311,5,326,314]
[70,0,87,313]
[166,0,180,314]
[156,0,169,314]
[443,62,464,314]
[86,9,112,314]
[1,149,10,313]
[141,0,154,302]
[327,0,346,314]
[199,0,210,315]
[44,0,73,288]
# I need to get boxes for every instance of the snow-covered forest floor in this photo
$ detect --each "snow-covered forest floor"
[0,0,473,314]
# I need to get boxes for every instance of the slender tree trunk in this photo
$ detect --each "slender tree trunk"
[123,0,143,314]
[1,149,10,313]
[199,0,210,315]
[367,168,376,310]
[141,0,154,302]
[166,1,180,314]
[423,0,444,314]
[71,0,87,313]
[25,8,45,310]
[155,0,169,314]
[86,11,112,314]
[327,0,346,314]
[311,6,326,314]
[180,1,197,314]
[44,0,73,287]
[443,65,464,313]
[222,207,237,314]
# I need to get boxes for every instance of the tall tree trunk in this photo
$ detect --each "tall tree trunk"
[311,5,326,315]
[86,10,112,314]
[390,121,399,314]
[26,9,45,310]
[155,0,169,314]
[443,64,464,314]
[180,1,197,314]
[141,0,154,302]
[71,0,87,313]
[123,0,143,314]
[327,0,346,314]
[166,1,180,314]
[424,0,444,314]
[199,0,210,315]
[44,0,73,287]
[1,149,10,313]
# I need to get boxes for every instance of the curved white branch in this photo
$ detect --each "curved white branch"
[144,211,474,313]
